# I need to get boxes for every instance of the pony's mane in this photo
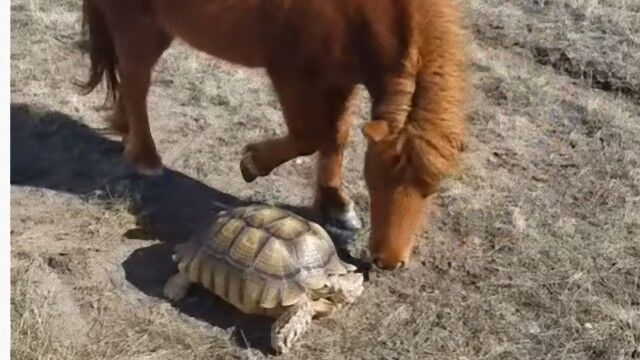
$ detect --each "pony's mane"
[371,0,467,195]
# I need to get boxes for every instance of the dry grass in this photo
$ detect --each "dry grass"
[11,264,232,360]
[11,267,80,360]
[10,191,234,360]
[468,0,640,102]
[10,0,640,359]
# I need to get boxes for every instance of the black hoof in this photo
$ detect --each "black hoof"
[240,162,257,183]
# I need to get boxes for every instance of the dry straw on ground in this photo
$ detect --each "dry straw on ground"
[10,0,639,359]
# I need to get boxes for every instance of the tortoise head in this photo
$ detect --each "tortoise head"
[316,273,364,304]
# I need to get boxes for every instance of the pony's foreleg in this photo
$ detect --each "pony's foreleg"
[240,125,361,231]
[109,13,172,175]
[314,116,362,231]
[240,73,360,230]
[240,71,325,182]
[240,136,316,182]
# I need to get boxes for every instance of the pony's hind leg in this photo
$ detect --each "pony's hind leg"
[108,9,172,175]
[104,95,128,136]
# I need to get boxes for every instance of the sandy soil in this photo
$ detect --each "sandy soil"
[10,0,640,359]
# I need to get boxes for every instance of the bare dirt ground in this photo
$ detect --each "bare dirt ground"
[10,0,640,359]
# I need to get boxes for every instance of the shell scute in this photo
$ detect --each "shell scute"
[244,207,289,228]
[227,227,269,267]
[187,251,206,283]
[212,259,229,297]
[199,260,216,292]
[253,237,299,277]
[242,272,266,310]
[211,218,244,253]
[226,270,244,307]
[260,280,281,309]
[294,233,334,270]
[280,281,306,307]
[266,216,309,240]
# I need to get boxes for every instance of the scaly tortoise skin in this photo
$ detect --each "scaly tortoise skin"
[163,204,364,353]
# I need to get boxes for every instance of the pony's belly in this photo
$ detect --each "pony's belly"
[153,0,268,67]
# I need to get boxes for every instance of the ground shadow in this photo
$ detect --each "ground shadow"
[10,103,277,351]
[10,103,365,352]
[122,242,274,350]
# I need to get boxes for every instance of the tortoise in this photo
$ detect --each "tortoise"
[163,204,364,353]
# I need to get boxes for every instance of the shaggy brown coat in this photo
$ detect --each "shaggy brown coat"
[81,0,466,269]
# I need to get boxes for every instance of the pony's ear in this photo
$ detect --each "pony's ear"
[361,121,390,142]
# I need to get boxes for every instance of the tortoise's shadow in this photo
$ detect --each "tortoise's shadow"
[11,103,352,352]
[123,242,276,351]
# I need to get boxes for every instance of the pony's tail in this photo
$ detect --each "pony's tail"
[79,0,118,104]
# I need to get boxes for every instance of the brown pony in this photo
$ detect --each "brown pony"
[80,0,466,269]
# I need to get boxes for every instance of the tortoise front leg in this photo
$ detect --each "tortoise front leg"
[271,299,333,353]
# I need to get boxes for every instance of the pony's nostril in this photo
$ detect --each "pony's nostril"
[372,257,385,269]
[371,257,405,270]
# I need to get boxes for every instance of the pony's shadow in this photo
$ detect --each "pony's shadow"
[10,103,341,352]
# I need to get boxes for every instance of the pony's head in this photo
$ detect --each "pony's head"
[362,119,459,269]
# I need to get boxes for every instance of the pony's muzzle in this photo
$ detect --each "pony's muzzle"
[371,256,406,271]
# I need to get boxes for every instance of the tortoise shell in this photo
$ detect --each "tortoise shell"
[171,204,354,315]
